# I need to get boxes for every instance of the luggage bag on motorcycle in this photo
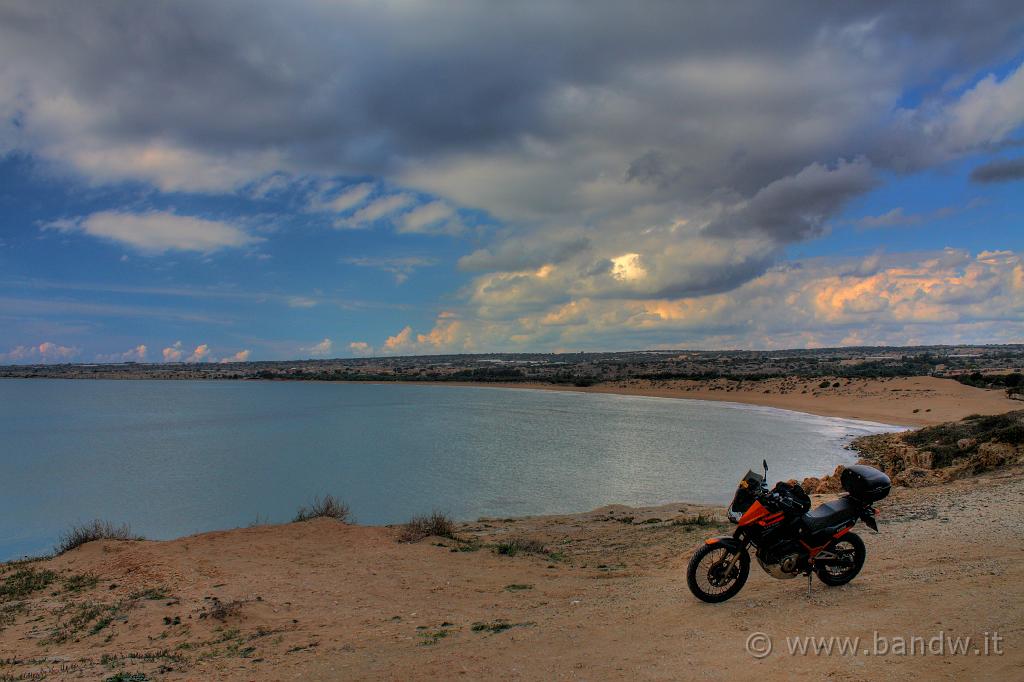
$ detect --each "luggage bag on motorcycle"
[840,464,891,502]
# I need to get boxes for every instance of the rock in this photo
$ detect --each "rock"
[893,467,943,488]
[907,450,935,469]
[810,465,845,494]
[976,442,1015,468]
[956,438,977,451]
[799,477,821,493]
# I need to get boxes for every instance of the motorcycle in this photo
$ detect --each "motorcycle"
[686,460,891,602]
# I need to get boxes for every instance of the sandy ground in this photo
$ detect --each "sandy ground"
[2,466,1021,681]
[421,376,1021,427]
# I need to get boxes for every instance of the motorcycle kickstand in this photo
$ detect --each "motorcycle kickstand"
[806,571,812,597]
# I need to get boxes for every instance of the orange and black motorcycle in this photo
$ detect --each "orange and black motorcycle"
[686,460,890,602]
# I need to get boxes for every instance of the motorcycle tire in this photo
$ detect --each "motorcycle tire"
[815,531,866,586]
[686,542,750,603]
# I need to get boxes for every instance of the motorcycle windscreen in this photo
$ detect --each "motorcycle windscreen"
[728,469,764,518]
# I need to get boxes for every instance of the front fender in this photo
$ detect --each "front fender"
[704,536,744,552]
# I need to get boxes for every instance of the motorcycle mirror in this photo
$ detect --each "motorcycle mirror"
[762,459,768,476]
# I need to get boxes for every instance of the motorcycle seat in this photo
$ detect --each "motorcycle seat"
[800,496,859,537]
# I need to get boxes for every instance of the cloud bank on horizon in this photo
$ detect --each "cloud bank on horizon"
[0,0,1023,362]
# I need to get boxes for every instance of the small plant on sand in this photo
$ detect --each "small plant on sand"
[0,567,57,601]
[55,520,141,555]
[0,600,28,630]
[200,597,245,622]
[418,628,451,645]
[471,619,535,634]
[669,513,717,528]
[493,537,547,557]
[292,495,351,523]
[61,573,100,594]
[398,512,457,542]
[104,673,149,682]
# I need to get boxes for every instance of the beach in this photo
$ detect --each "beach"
[2,466,1021,680]
[425,375,1021,427]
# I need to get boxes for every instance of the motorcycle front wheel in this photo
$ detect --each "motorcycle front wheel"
[686,543,750,603]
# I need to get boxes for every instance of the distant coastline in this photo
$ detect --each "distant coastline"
[2,371,1018,427]
[329,376,1017,428]
[3,344,1021,427]
[6,366,1015,425]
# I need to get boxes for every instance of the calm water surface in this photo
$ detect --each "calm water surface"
[0,379,900,559]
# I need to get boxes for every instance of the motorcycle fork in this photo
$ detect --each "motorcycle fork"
[722,540,749,575]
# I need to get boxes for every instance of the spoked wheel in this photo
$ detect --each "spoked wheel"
[815,532,865,586]
[686,543,750,603]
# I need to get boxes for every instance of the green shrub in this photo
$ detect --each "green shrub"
[293,495,351,523]
[55,520,140,555]
[494,537,547,557]
[903,411,1024,467]
[670,513,716,528]
[398,512,456,542]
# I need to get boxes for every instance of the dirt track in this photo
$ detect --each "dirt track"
[2,467,1021,680]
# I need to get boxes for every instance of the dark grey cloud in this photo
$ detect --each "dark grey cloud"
[2,1,1022,182]
[704,159,878,242]
[970,157,1024,183]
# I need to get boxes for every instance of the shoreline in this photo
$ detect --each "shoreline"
[4,374,1017,427]
[339,374,1019,427]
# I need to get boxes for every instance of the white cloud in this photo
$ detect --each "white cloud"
[96,343,147,363]
[325,183,373,213]
[185,343,210,363]
[51,141,285,194]
[380,313,469,354]
[397,201,463,235]
[856,202,971,229]
[340,256,436,284]
[348,341,372,355]
[1,341,79,364]
[305,182,375,213]
[219,349,251,363]
[162,341,184,362]
[610,253,646,282]
[303,337,333,357]
[334,194,414,229]
[288,296,318,308]
[43,210,261,254]
[368,250,1024,352]
[382,326,414,352]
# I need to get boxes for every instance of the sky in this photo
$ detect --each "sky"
[1,1,1023,364]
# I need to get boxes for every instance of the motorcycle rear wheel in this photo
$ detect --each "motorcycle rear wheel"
[686,543,750,603]
[815,532,866,586]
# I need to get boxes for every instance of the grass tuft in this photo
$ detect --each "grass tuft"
[669,513,717,528]
[61,573,100,594]
[292,495,351,523]
[493,537,547,557]
[0,567,56,602]
[398,512,457,542]
[55,520,141,555]
[471,619,535,634]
